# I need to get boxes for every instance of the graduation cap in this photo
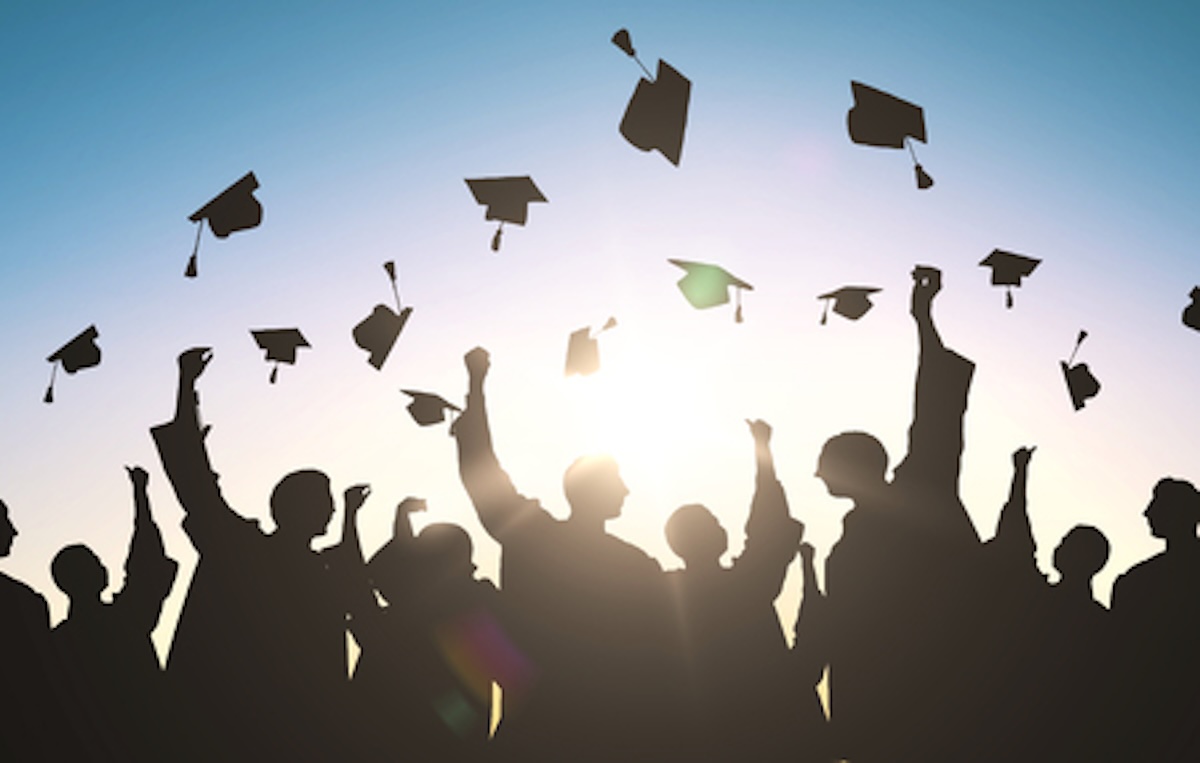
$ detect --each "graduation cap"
[668,259,753,322]
[1061,330,1101,411]
[465,176,547,251]
[250,328,310,384]
[353,261,414,370]
[565,317,618,376]
[818,286,881,324]
[612,28,691,166]
[847,82,933,189]
[185,172,262,278]
[980,250,1041,308]
[44,325,101,403]
[401,390,461,426]
[1183,287,1200,331]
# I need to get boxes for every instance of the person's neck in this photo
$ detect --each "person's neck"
[685,557,723,575]
[567,512,606,535]
[1164,532,1200,554]
[1055,575,1093,599]
[68,596,104,618]
[272,527,315,552]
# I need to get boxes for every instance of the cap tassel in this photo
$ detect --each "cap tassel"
[43,363,57,404]
[384,260,403,312]
[905,138,934,190]
[914,164,934,189]
[735,288,744,323]
[820,300,830,325]
[185,222,203,278]
[1067,330,1088,366]
[612,28,654,80]
[269,364,279,384]
[1006,287,1014,309]
[491,223,504,252]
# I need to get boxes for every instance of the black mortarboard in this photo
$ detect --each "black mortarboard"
[401,390,462,426]
[980,250,1041,308]
[565,317,618,377]
[1061,331,1100,411]
[668,259,753,322]
[847,81,933,189]
[353,261,413,370]
[185,172,262,277]
[465,176,547,251]
[613,29,691,166]
[44,325,101,403]
[250,328,310,384]
[817,286,881,324]
[1182,287,1200,331]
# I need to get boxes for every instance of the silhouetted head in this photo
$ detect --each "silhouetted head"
[0,501,15,557]
[563,455,629,524]
[417,523,477,584]
[1053,525,1110,582]
[51,544,108,601]
[270,470,335,541]
[1144,478,1200,542]
[816,432,889,500]
[665,504,728,568]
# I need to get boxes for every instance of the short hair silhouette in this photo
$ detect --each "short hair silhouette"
[563,455,628,520]
[666,503,728,564]
[416,523,476,579]
[1053,525,1110,580]
[269,469,335,535]
[1144,478,1200,539]
[816,431,889,497]
[51,544,108,598]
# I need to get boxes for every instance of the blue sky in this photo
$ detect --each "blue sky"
[2,1,1199,654]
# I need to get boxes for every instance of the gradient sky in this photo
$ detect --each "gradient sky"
[2,1,1199,659]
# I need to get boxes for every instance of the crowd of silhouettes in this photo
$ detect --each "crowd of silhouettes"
[5,266,1200,761]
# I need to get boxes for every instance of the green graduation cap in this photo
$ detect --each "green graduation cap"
[668,259,753,322]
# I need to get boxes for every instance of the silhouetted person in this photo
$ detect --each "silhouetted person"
[151,348,369,761]
[815,266,981,762]
[979,447,1116,762]
[0,500,83,761]
[1110,478,1200,761]
[1039,524,1115,761]
[663,419,805,762]
[454,347,676,762]
[350,497,507,762]
[51,466,179,762]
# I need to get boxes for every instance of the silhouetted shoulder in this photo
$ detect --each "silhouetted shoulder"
[0,570,50,627]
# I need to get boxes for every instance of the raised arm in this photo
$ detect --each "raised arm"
[454,347,545,541]
[328,485,385,625]
[746,419,792,532]
[392,497,425,544]
[991,447,1038,572]
[894,267,979,546]
[737,420,804,596]
[150,348,238,524]
[114,466,179,632]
